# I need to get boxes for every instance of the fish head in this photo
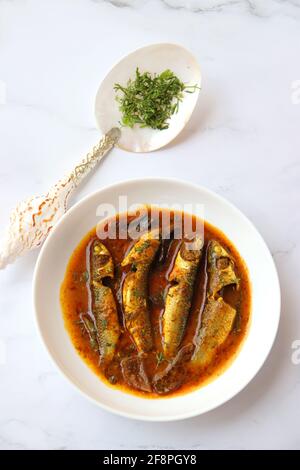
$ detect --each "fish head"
[170,236,203,279]
[180,235,204,262]
[208,240,239,296]
[121,229,161,268]
[92,240,114,280]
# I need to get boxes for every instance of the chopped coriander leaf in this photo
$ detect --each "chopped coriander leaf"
[80,270,89,282]
[132,288,143,298]
[156,352,165,366]
[135,240,151,253]
[114,68,199,131]
[108,375,117,384]
[131,262,138,272]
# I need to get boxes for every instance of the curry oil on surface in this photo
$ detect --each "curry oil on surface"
[60,209,251,398]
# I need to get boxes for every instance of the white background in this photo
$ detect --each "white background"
[0,0,299,450]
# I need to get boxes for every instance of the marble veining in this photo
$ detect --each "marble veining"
[100,0,300,19]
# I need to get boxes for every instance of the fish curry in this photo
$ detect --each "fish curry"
[60,209,251,397]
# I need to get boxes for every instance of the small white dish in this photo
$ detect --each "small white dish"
[95,43,201,152]
[33,178,280,421]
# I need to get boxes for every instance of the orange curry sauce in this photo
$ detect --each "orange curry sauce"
[60,209,251,398]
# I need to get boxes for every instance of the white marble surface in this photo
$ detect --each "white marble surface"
[0,0,300,450]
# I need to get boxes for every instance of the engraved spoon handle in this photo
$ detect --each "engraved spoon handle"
[68,127,120,189]
[0,128,121,269]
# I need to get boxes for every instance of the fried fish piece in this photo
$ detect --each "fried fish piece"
[192,298,237,367]
[162,236,203,359]
[152,344,194,395]
[91,240,120,366]
[192,240,239,367]
[121,230,161,353]
[121,355,152,392]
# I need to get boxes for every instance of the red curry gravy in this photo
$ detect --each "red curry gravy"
[60,209,251,398]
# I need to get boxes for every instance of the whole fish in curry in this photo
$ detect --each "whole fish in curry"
[90,240,120,366]
[192,240,240,367]
[60,209,251,397]
[162,236,203,359]
[121,229,160,353]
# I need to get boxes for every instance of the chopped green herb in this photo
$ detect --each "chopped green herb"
[132,288,143,298]
[94,289,101,302]
[80,270,89,283]
[108,375,117,385]
[114,68,199,130]
[128,343,136,353]
[80,315,99,351]
[156,352,165,366]
[89,336,98,351]
[135,240,151,253]
[131,262,138,272]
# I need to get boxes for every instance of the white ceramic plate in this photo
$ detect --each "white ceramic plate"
[33,178,280,421]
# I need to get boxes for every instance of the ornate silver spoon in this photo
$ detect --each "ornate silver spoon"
[0,44,200,268]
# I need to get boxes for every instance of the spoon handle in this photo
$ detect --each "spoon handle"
[69,127,120,188]
[0,128,121,269]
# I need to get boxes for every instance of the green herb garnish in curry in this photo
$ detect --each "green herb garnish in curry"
[114,68,199,130]
[60,209,251,398]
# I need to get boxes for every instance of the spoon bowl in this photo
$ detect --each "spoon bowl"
[95,43,201,153]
